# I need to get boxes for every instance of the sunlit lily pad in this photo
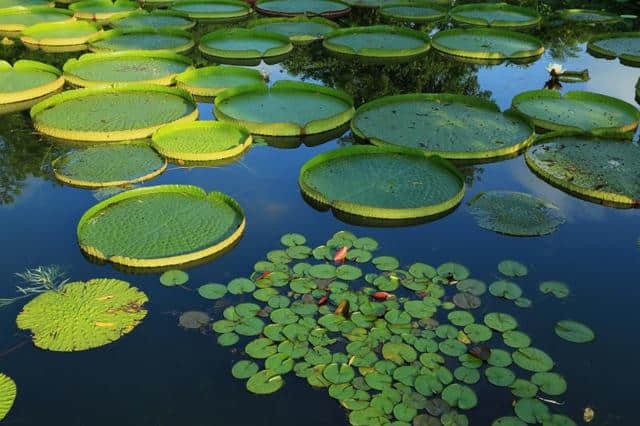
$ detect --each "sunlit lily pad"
[0,60,64,112]
[0,373,16,421]
[554,320,595,343]
[109,10,195,31]
[175,66,265,98]
[169,0,250,22]
[588,32,640,67]
[372,256,399,271]
[382,342,417,364]
[198,283,227,299]
[231,360,259,379]
[255,0,351,18]
[380,2,447,23]
[250,16,339,44]
[449,3,541,28]
[323,363,355,384]
[89,28,195,53]
[199,28,292,61]
[246,369,284,394]
[484,313,518,332]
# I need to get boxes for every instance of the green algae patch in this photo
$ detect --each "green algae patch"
[199,28,292,61]
[89,28,194,53]
[175,65,266,98]
[109,10,195,30]
[255,0,351,18]
[52,142,167,188]
[170,0,250,22]
[214,80,354,136]
[526,132,640,207]
[467,191,565,236]
[299,145,465,221]
[449,3,541,28]
[432,27,543,62]
[0,7,73,36]
[152,120,252,162]
[77,185,245,268]
[0,373,16,421]
[16,278,148,351]
[351,93,533,161]
[69,0,138,22]
[63,50,192,87]
[0,59,63,109]
[21,20,101,49]
[31,84,198,142]
[380,2,447,23]
[323,25,430,61]
[249,16,339,44]
[511,90,639,133]
[587,32,640,67]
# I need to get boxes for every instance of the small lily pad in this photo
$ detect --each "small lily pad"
[441,384,477,410]
[539,281,570,298]
[265,353,294,374]
[514,398,551,424]
[510,379,538,398]
[373,256,400,271]
[503,331,531,348]
[454,366,480,384]
[160,269,189,286]
[437,263,470,281]
[512,347,554,372]
[217,332,239,346]
[246,369,284,395]
[197,283,227,299]
[498,260,528,277]
[228,278,256,294]
[484,313,518,332]
[245,338,277,359]
[448,311,474,327]
[485,366,516,387]
[231,360,259,379]
[489,280,523,300]
[281,233,306,246]
[323,362,355,384]
[531,372,567,396]
[554,320,595,343]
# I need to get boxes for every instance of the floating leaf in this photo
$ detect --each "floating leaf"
[442,384,477,410]
[197,283,227,299]
[488,349,512,367]
[456,279,486,296]
[0,373,16,421]
[308,264,336,279]
[448,311,474,327]
[485,366,516,387]
[382,342,417,364]
[498,260,528,277]
[484,313,518,332]
[280,233,306,247]
[217,332,239,346]
[231,360,259,379]
[554,320,595,343]
[245,338,277,359]
[336,265,362,281]
[512,347,554,372]
[437,263,470,281]
[510,379,538,398]
[265,353,294,374]
[160,270,189,286]
[463,324,492,343]
[492,417,527,426]
[454,366,480,384]
[489,280,522,300]
[439,339,468,357]
[453,292,481,309]
[323,363,355,384]
[373,256,400,271]
[228,278,255,295]
[246,369,284,395]
[514,297,532,308]
[531,372,567,396]
[514,398,551,424]
[503,331,531,348]
[364,371,392,390]
[539,281,570,298]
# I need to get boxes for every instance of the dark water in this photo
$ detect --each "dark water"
[1,8,639,426]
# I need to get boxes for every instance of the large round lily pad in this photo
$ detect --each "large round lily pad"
[588,32,640,66]
[557,9,621,24]
[299,145,465,221]
[0,60,63,112]
[20,20,101,50]
[554,320,595,343]
[525,133,640,207]
[69,0,138,22]
[431,28,544,62]
[152,121,251,162]
[170,0,250,22]
[63,50,192,87]
[449,3,541,28]
[199,28,293,61]
[323,25,431,61]
[16,278,148,351]
[0,373,16,421]
[512,347,554,372]
[0,7,73,36]
[467,191,565,236]
[175,65,265,98]
[31,84,198,142]
[380,2,447,23]
[109,10,196,31]
[351,93,534,160]
[214,80,354,136]
[246,369,284,394]
[52,143,167,188]
[89,28,195,53]
[511,90,640,132]
[77,185,245,268]
[250,17,339,44]
[255,0,351,18]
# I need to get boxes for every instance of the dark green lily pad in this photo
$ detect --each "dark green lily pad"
[510,379,538,398]
[437,263,470,281]
[198,283,227,299]
[498,260,528,277]
[454,366,480,384]
[484,313,518,332]
[531,372,567,396]
[539,281,569,298]
[485,366,516,387]
[245,338,277,359]
[489,280,523,300]
[554,320,595,343]
[231,360,259,379]
[503,331,531,348]
[514,398,551,423]
[441,384,477,410]
[512,347,554,372]
[246,369,284,394]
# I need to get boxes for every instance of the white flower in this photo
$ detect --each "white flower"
[546,63,564,75]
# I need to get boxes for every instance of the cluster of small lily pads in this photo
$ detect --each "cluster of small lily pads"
[177,231,596,425]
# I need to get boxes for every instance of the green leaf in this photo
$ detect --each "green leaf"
[456,279,486,296]
[159,270,189,286]
[489,280,523,300]
[308,264,336,279]
[510,379,538,398]
[346,248,372,263]
[228,278,255,294]
[442,383,477,410]
[439,339,467,357]
[0,373,16,421]
[463,324,492,343]
[336,264,362,281]
[484,312,518,332]
[531,372,567,396]
[492,417,526,426]
[454,366,480,384]
[448,311,474,326]
[488,349,512,367]
[373,256,400,271]
[514,398,551,423]
[245,338,277,359]
[437,262,470,280]
[197,283,227,299]
[512,347,554,372]
[364,371,393,390]
[231,360,259,379]
[246,369,284,395]
[554,320,595,343]
[382,342,417,364]
[280,233,306,247]
[353,237,378,250]
[485,366,516,387]
[539,281,570,298]
[265,353,294,374]
[322,363,355,384]
[498,260,528,277]
[270,308,298,325]
[503,331,531,348]
[393,403,417,422]
[409,263,437,279]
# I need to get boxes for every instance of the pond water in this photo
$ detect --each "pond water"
[1,5,639,426]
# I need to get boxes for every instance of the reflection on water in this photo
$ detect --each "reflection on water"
[1,9,640,426]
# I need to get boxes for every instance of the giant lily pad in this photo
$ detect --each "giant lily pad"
[587,32,640,66]
[109,10,195,30]
[525,133,640,207]
[89,28,195,53]
[63,50,192,87]
[380,2,447,23]
[323,25,431,62]
[199,28,292,61]
[52,143,167,188]
[16,278,148,351]
[21,20,101,51]
[299,145,465,221]
[31,84,197,142]
[557,9,621,24]
[511,91,640,132]
[351,94,534,160]
[255,0,351,18]
[0,373,16,421]
[170,0,250,21]
[246,369,284,394]
[215,80,354,136]
[69,0,138,22]
[77,185,245,268]
[449,3,541,28]
[467,191,565,237]
[175,66,265,98]
[554,320,595,343]
[0,60,63,113]
[152,121,252,162]
[250,16,339,44]
[431,28,544,63]
[0,7,73,36]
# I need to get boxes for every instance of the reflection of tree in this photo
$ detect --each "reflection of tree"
[536,19,625,61]
[282,45,489,106]
[458,165,485,189]
[0,113,58,205]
